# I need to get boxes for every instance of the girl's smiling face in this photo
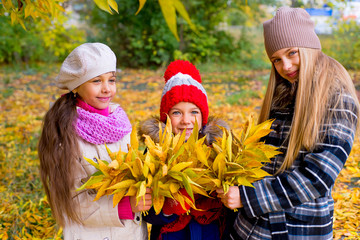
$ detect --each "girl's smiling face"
[169,102,203,140]
[75,72,116,109]
[271,47,301,83]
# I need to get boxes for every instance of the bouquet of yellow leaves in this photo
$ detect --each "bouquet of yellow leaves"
[78,115,280,214]
[193,114,280,194]
[78,117,208,214]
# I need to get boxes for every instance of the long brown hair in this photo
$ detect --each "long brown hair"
[38,92,81,226]
[259,48,360,174]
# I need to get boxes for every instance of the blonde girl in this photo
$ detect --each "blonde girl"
[38,43,152,239]
[217,7,360,240]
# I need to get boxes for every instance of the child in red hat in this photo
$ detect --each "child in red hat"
[139,60,233,240]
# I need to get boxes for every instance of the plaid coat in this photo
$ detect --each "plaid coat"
[230,93,358,240]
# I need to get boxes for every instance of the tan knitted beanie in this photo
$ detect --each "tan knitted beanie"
[263,6,321,58]
[56,43,116,91]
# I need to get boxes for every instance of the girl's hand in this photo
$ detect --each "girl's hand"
[216,186,243,210]
[130,188,152,213]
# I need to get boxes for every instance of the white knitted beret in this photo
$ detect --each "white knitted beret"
[55,43,117,91]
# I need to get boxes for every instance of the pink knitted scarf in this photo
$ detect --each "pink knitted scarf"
[76,105,131,145]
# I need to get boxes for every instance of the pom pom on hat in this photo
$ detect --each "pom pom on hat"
[160,60,208,126]
[55,42,116,91]
[164,60,202,83]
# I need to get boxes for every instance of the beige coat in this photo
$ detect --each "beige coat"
[63,123,147,239]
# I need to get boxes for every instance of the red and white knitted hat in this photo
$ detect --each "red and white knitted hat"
[160,60,208,126]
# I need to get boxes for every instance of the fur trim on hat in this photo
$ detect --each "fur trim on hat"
[138,116,230,146]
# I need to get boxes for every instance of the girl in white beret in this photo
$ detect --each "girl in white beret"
[217,7,360,240]
[38,43,152,240]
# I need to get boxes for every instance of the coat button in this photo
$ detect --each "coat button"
[103,238,109,240]
[136,216,140,221]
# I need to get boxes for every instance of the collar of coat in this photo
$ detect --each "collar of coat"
[138,116,230,146]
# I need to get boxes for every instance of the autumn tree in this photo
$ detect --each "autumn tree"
[0,0,195,40]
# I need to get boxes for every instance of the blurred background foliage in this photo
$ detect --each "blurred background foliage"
[0,0,359,70]
[86,0,273,69]
[320,19,360,70]
[0,0,279,70]
[0,13,85,65]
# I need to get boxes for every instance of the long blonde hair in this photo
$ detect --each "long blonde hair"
[258,48,360,174]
